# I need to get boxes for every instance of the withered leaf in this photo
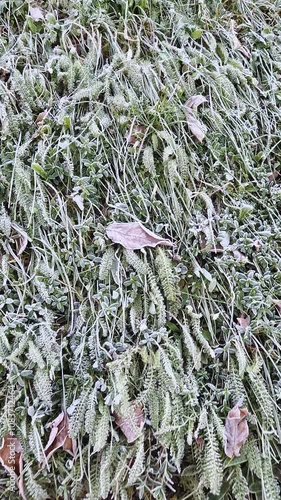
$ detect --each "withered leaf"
[42,412,77,466]
[0,434,25,499]
[268,170,280,181]
[229,21,251,59]
[114,403,144,443]
[35,109,49,125]
[237,314,250,329]
[224,404,249,458]
[106,222,173,250]
[29,5,44,21]
[11,223,31,256]
[184,95,208,142]
[126,124,146,146]
[273,300,281,316]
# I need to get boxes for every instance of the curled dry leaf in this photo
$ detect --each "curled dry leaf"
[114,403,144,443]
[184,95,208,142]
[229,20,251,59]
[106,222,173,250]
[224,404,249,458]
[0,434,25,499]
[11,223,31,256]
[237,314,250,329]
[126,124,146,146]
[35,109,49,125]
[42,412,77,466]
[29,5,44,21]
[268,170,279,181]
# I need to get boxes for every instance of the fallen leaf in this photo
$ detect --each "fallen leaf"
[35,109,49,125]
[268,170,279,181]
[185,95,208,110]
[0,434,25,499]
[195,437,204,451]
[72,194,84,211]
[224,403,249,458]
[10,223,31,256]
[114,403,144,443]
[126,124,146,146]
[106,222,173,250]
[272,300,281,316]
[233,249,248,262]
[184,95,208,142]
[42,412,77,466]
[252,240,261,251]
[29,5,44,21]
[229,21,251,59]
[237,314,250,328]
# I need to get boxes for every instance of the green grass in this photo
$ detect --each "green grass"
[0,0,281,498]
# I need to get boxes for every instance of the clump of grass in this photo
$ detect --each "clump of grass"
[0,0,281,498]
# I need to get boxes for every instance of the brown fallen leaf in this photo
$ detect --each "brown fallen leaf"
[106,222,173,250]
[272,300,281,316]
[237,314,250,328]
[35,109,49,125]
[195,437,204,451]
[126,124,146,146]
[42,412,77,466]
[268,170,280,181]
[114,403,144,443]
[229,21,251,59]
[184,95,208,142]
[252,239,261,251]
[29,5,44,21]
[224,403,249,458]
[0,434,25,499]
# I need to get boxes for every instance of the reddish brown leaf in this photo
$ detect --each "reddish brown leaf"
[126,124,146,146]
[268,170,280,181]
[114,403,144,443]
[106,222,173,250]
[224,404,249,458]
[195,437,204,451]
[184,95,207,142]
[42,412,77,466]
[0,434,25,499]
[237,314,250,329]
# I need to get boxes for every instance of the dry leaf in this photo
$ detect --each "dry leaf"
[126,124,146,146]
[237,314,250,328]
[0,434,25,499]
[42,412,77,466]
[230,21,251,59]
[252,239,261,251]
[233,249,248,262]
[16,235,28,256]
[184,95,207,142]
[268,170,280,181]
[272,300,281,316]
[72,194,84,211]
[29,5,44,21]
[224,404,249,458]
[114,403,144,443]
[106,222,173,250]
[11,223,31,256]
[35,109,49,125]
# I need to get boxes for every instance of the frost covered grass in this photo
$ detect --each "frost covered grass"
[0,0,281,498]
